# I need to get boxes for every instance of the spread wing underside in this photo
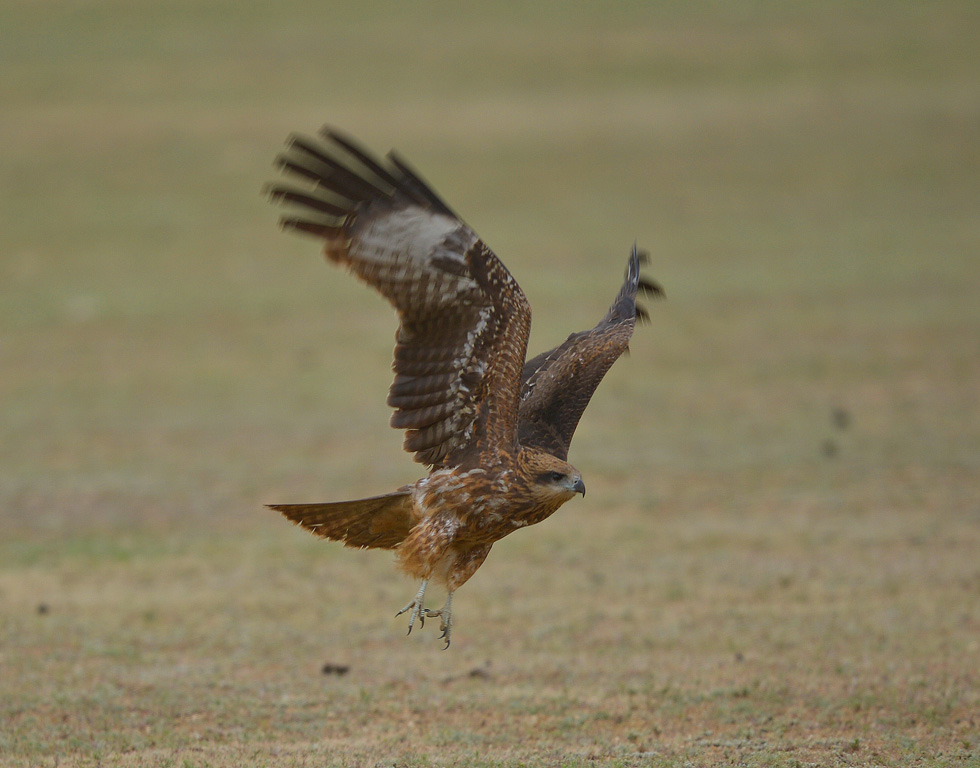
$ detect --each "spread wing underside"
[267,128,531,469]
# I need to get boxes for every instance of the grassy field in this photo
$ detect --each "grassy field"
[2,1,979,765]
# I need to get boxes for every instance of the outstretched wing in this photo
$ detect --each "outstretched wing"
[517,246,662,461]
[267,127,531,469]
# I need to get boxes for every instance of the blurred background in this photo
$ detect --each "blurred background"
[2,1,978,764]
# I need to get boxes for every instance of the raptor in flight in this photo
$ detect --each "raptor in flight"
[266,127,661,647]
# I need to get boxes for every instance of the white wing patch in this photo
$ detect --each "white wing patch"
[349,208,480,309]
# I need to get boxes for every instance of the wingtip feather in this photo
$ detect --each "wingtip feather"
[638,277,665,299]
[266,184,350,217]
[279,218,343,239]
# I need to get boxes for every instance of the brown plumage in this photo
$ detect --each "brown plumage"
[266,127,662,647]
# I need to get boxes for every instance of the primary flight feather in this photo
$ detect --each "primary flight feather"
[266,127,662,647]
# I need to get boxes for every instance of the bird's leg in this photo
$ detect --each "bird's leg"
[424,590,454,649]
[395,579,429,635]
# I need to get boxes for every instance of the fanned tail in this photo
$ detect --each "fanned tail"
[268,490,414,550]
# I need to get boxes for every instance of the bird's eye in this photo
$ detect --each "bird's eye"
[536,470,566,484]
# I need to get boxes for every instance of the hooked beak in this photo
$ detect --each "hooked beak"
[573,477,586,497]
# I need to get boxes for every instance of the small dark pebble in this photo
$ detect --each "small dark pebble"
[832,407,851,430]
[443,661,492,684]
[321,663,350,676]
[37,603,50,615]
[734,652,744,663]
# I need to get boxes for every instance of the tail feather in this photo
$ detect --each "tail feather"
[268,490,414,550]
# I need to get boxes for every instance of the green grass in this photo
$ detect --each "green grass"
[2,1,980,766]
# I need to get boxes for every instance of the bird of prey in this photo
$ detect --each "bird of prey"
[266,127,661,647]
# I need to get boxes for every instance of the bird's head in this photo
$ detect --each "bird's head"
[522,449,586,504]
